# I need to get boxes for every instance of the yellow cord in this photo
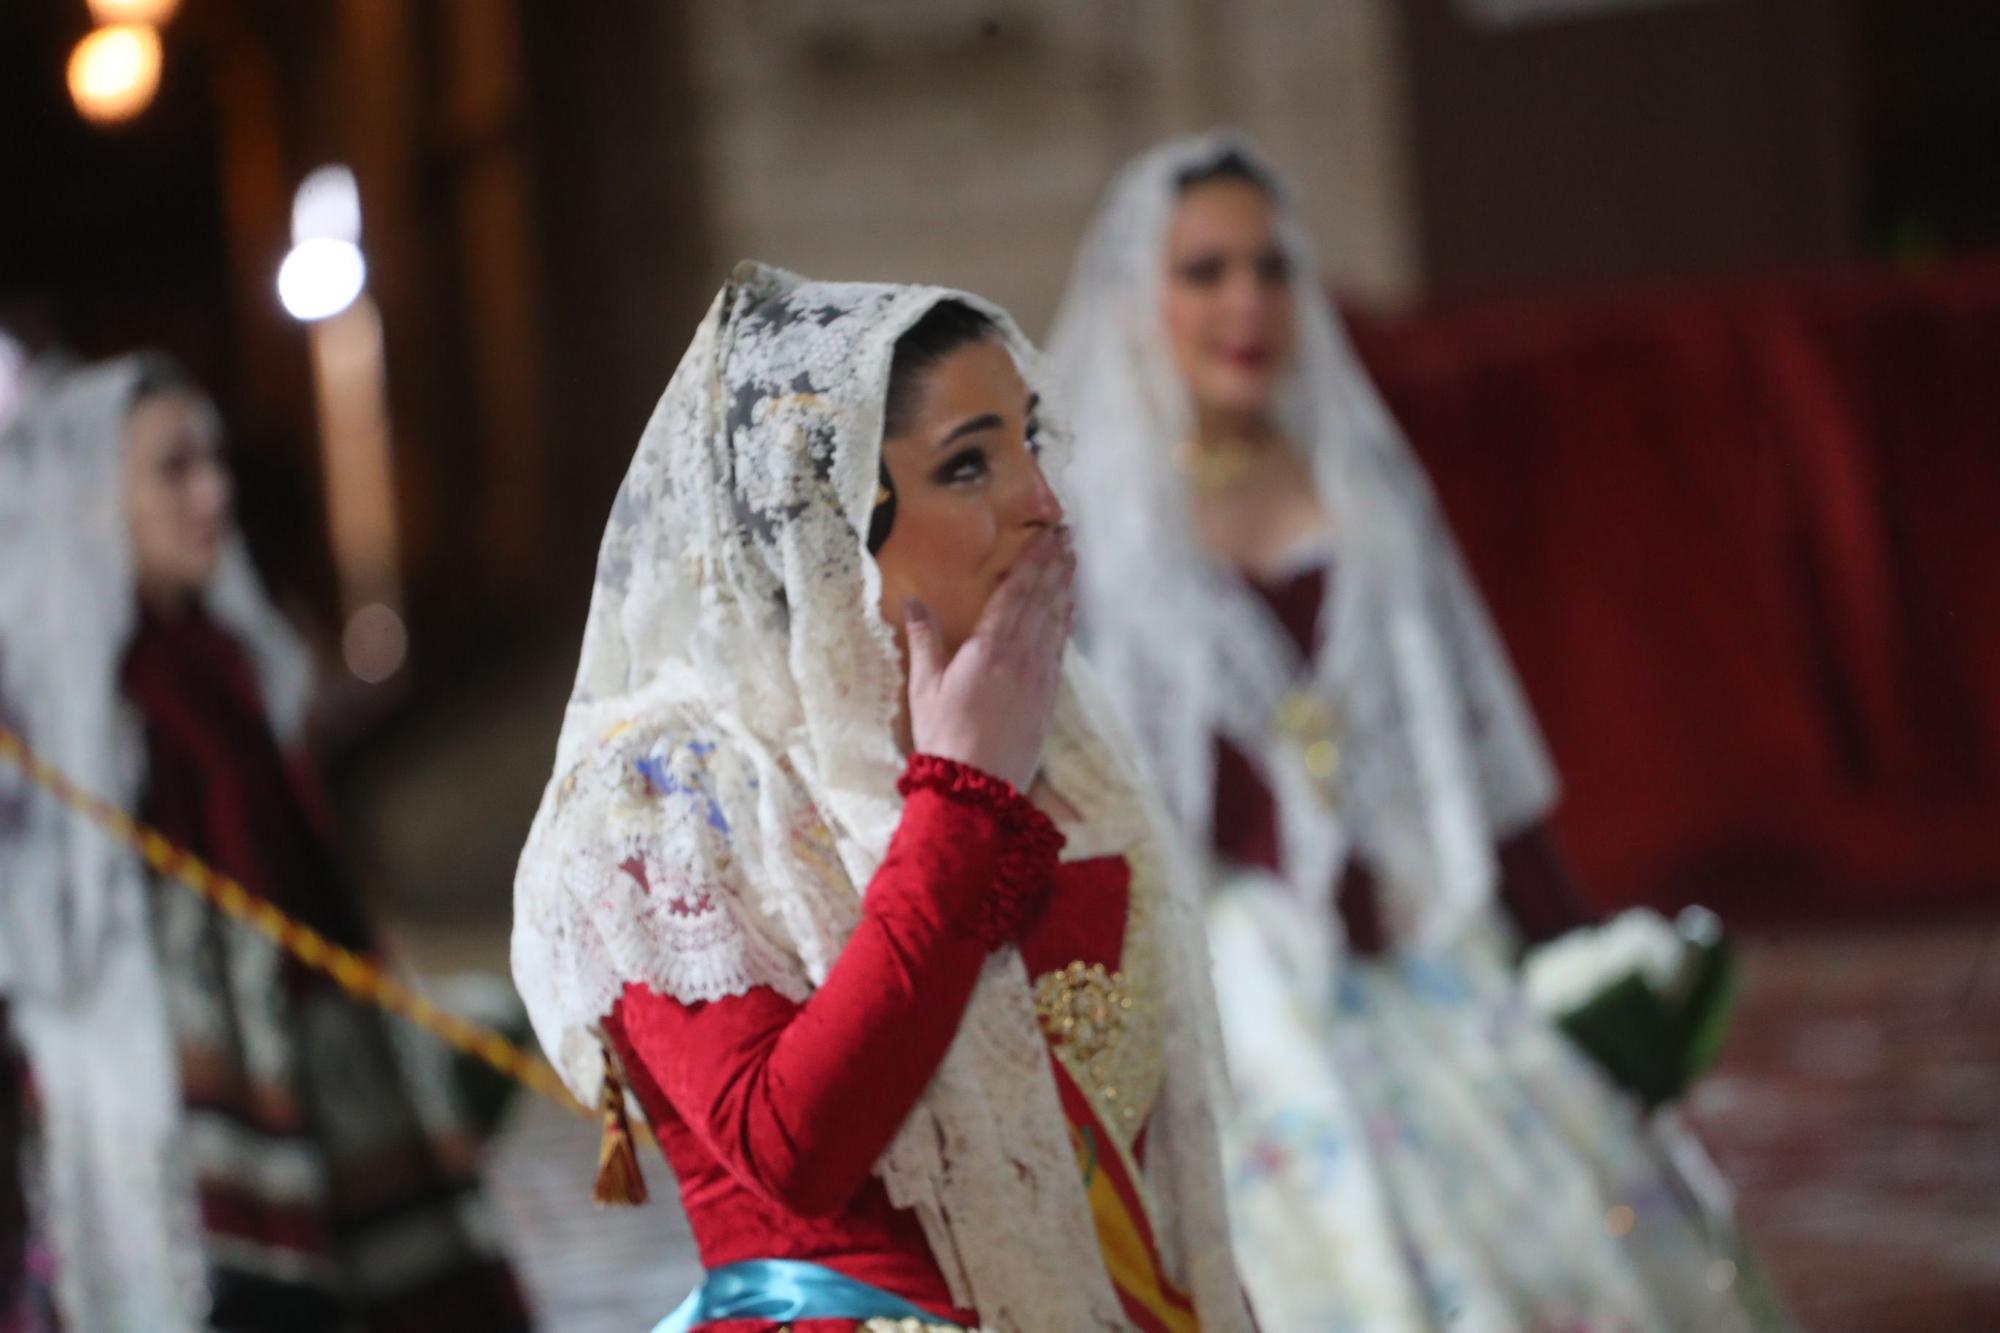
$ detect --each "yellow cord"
[0,724,587,1117]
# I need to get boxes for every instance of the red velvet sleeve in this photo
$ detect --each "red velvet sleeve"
[612,755,1063,1218]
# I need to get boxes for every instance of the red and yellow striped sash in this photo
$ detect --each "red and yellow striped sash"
[1048,1057,1200,1333]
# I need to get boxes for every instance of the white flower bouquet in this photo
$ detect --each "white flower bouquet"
[1522,906,1737,1108]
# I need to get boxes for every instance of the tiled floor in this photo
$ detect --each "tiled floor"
[485,1092,703,1333]
[433,917,2000,1331]
[1686,920,2000,1332]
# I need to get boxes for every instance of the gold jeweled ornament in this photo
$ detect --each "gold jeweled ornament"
[1274,687,1342,808]
[1035,954,1158,1137]
[1036,964,1135,1072]
[1172,439,1265,495]
[1029,838,1167,1157]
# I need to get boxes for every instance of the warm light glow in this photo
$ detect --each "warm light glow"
[342,603,408,684]
[86,0,180,25]
[67,24,163,126]
[308,297,405,621]
[291,165,362,247]
[277,238,367,321]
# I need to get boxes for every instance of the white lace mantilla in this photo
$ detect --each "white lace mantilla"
[511,263,1252,1332]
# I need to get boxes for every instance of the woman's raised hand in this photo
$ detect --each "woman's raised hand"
[904,526,1075,792]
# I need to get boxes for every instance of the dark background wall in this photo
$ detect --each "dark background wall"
[1402,0,2000,298]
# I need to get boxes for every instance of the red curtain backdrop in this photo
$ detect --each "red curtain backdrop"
[1344,259,2000,921]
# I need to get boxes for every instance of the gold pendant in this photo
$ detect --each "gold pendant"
[1274,688,1342,806]
[1173,439,1260,494]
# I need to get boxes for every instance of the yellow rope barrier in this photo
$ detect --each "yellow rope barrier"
[0,723,586,1118]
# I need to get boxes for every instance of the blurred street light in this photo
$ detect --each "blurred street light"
[278,167,407,680]
[277,237,367,322]
[67,24,162,125]
[279,166,368,322]
[86,0,181,25]
[292,165,364,247]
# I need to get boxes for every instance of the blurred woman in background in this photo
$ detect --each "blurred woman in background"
[1049,132,1783,1331]
[0,354,528,1331]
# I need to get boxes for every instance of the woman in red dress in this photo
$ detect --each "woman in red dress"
[511,263,1255,1332]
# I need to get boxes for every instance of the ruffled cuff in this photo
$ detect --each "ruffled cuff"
[898,754,1065,946]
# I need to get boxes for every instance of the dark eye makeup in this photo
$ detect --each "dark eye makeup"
[1176,249,1289,289]
[933,446,989,486]
[924,392,1041,487]
[1177,255,1226,287]
[158,442,203,483]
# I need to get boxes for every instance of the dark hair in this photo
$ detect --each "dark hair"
[1174,147,1275,197]
[883,300,997,439]
[870,299,997,554]
[130,352,197,403]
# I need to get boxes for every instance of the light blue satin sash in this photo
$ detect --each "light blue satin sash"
[651,1258,952,1332]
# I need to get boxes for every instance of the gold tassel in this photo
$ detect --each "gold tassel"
[592,1032,649,1206]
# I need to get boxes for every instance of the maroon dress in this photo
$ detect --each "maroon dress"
[121,606,531,1333]
[1210,565,1590,955]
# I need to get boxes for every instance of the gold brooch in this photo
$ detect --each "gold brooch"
[1034,960,1132,1064]
[1274,688,1341,802]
